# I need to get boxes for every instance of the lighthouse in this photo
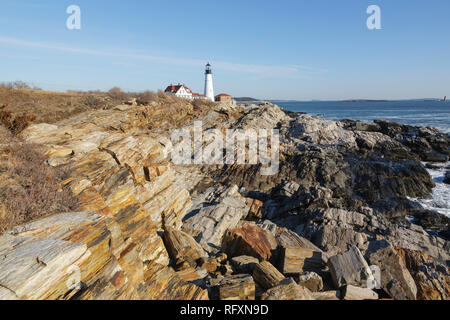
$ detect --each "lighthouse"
[204,63,214,101]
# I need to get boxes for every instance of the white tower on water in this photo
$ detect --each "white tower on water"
[204,63,214,101]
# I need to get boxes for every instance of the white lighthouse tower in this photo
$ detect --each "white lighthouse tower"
[204,63,214,101]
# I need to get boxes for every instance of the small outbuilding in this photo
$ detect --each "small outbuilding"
[215,93,232,102]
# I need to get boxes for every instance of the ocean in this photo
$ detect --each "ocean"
[274,99,450,134]
[275,99,450,218]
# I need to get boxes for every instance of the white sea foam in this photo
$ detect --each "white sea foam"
[411,162,450,217]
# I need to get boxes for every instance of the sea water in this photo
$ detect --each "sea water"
[276,99,450,133]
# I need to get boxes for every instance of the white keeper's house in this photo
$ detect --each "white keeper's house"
[164,84,206,100]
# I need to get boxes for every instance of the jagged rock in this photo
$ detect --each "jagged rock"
[163,227,208,270]
[208,274,255,300]
[141,261,209,300]
[395,247,450,300]
[327,246,373,288]
[275,228,326,256]
[182,186,249,252]
[198,257,222,273]
[354,131,409,155]
[295,272,323,292]
[308,208,367,228]
[340,119,381,132]
[280,247,325,274]
[219,262,234,276]
[366,241,417,300]
[222,224,274,261]
[312,290,341,300]
[288,115,357,148]
[313,224,369,253]
[0,234,89,300]
[386,225,449,265]
[342,285,378,300]
[176,267,208,282]
[261,278,314,300]
[233,103,291,130]
[246,198,264,220]
[350,158,435,203]
[230,255,259,274]
[253,261,285,290]
[4,97,450,301]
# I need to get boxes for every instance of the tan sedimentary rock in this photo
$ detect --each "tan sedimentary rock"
[261,278,314,300]
[367,241,417,300]
[141,262,209,300]
[231,255,260,274]
[163,227,208,269]
[312,290,341,300]
[245,198,264,220]
[222,223,274,261]
[0,104,211,300]
[253,261,285,290]
[395,246,450,300]
[342,285,378,300]
[280,247,324,274]
[295,272,324,292]
[209,274,255,300]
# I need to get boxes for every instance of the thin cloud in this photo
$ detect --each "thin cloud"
[0,36,327,77]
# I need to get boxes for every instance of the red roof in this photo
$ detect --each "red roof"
[215,93,231,97]
[164,84,192,94]
[192,93,205,96]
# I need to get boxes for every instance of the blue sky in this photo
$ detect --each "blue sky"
[0,0,449,100]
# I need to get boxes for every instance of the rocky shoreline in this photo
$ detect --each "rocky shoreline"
[0,100,448,300]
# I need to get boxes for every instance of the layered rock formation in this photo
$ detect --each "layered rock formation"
[0,100,448,300]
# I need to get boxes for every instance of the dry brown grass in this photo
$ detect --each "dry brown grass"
[0,84,216,127]
[0,84,129,125]
[0,126,79,233]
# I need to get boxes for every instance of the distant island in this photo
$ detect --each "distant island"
[233,97,260,102]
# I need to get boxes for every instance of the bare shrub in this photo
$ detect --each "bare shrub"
[0,81,39,90]
[83,95,104,108]
[192,98,215,110]
[0,137,79,233]
[0,109,36,135]
[108,87,130,102]
[136,90,158,105]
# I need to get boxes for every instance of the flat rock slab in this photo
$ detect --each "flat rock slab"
[327,245,372,288]
[231,255,260,274]
[0,235,88,300]
[209,274,255,300]
[261,278,314,300]
[342,285,379,300]
[312,290,341,300]
[280,247,324,274]
[182,186,249,252]
[295,272,324,292]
